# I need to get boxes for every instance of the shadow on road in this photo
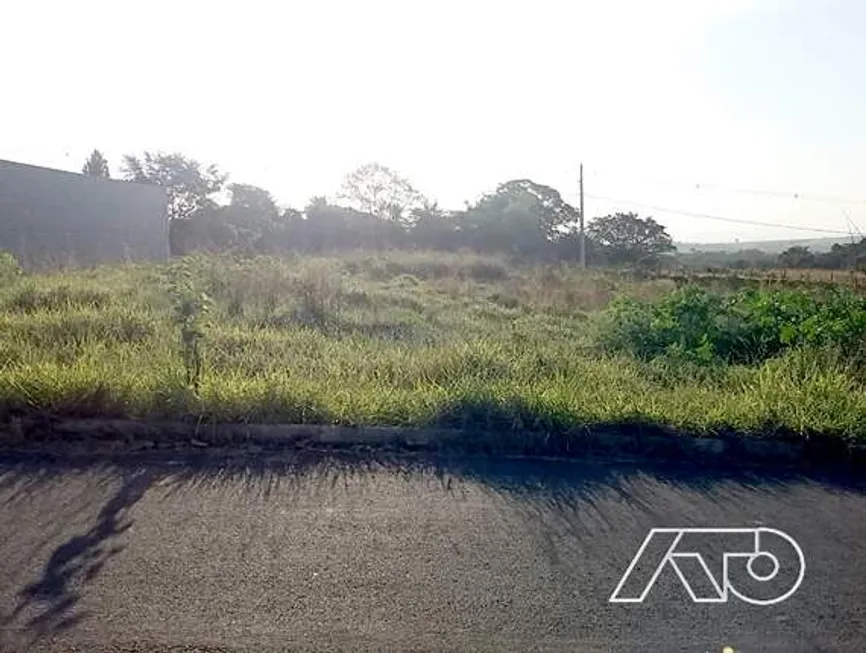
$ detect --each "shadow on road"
[0,446,863,642]
[0,465,155,645]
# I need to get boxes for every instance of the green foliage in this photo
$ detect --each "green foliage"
[459,179,579,256]
[6,284,111,313]
[135,153,657,265]
[677,238,866,273]
[811,238,866,270]
[595,284,866,365]
[166,259,212,391]
[81,149,111,179]
[587,212,676,266]
[2,253,866,441]
[0,252,23,286]
[676,248,778,270]
[122,151,227,222]
[291,263,342,329]
[778,245,816,269]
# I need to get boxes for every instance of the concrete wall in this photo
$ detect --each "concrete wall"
[0,159,168,268]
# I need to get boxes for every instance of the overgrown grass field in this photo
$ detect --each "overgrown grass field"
[2,250,866,442]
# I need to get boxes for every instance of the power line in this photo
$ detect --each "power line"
[587,169,866,206]
[584,193,855,235]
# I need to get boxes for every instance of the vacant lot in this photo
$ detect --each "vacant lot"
[1,250,865,442]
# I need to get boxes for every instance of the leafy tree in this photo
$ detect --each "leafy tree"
[82,149,110,178]
[338,163,425,223]
[254,206,304,255]
[778,245,816,269]
[586,212,675,265]
[223,183,278,234]
[121,151,227,221]
[489,180,579,239]
[213,183,281,252]
[812,239,866,270]
[459,179,579,256]
[292,198,405,251]
[228,183,279,219]
[408,201,462,251]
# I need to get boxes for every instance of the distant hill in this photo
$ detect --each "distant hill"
[675,236,859,255]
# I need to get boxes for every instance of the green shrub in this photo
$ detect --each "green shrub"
[6,284,112,313]
[0,252,22,286]
[167,260,212,391]
[594,284,866,365]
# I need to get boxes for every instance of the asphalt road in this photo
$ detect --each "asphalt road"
[0,450,864,653]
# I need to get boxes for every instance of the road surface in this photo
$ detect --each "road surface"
[0,449,864,652]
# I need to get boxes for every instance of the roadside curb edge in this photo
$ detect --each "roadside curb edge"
[0,417,863,470]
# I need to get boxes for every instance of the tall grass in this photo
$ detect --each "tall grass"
[1,250,865,441]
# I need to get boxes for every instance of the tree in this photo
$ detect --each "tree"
[300,198,405,251]
[121,151,227,221]
[458,179,579,256]
[408,201,462,251]
[814,239,866,269]
[82,149,110,179]
[481,179,578,240]
[586,212,675,265]
[209,183,281,251]
[337,163,425,223]
[227,183,279,220]
[778,245,816,269]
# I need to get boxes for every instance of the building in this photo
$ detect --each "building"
[0,159,168,268]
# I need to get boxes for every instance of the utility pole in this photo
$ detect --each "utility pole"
[579,162,586,268]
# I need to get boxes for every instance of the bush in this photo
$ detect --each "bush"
[0,252,22,285]
[6,284,112,313]
[594,284,866,365]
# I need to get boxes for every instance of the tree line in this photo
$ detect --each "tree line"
[85,148,866,270]
[81,149,676,266]
[776,242,866,270]
[675,242,866,272]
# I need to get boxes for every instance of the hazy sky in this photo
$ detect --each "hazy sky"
[3,0,866,242]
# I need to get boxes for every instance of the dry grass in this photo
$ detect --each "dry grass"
[1,250,865,441]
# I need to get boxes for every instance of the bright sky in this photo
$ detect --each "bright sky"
[3,0,866,243]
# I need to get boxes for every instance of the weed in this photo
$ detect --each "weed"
[6,284,111,313]
[1,253,866,441]
[167,260,212,391]
[594,284,866,365]
[0,252,22,286]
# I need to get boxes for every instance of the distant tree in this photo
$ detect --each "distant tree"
[121,151,227,221]
[814,239,866,269]
[338,163,425,223]
[778,245,816,269]
[296,198,406,251]
[176,182,280,254]
[676,248,777,270]
[459,179,579,256]
[82,149,110,179]
[225,183,278,227]
[552,229,604,263]
[489,179,578,239]
[228,183,278,217]
[408,201,462,251]
[587,212,675,265]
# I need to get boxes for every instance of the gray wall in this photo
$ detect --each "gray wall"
[0,159,168,268]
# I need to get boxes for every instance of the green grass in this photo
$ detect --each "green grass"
[2,250,866,442]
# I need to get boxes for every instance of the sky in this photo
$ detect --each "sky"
[2,0,866,243]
